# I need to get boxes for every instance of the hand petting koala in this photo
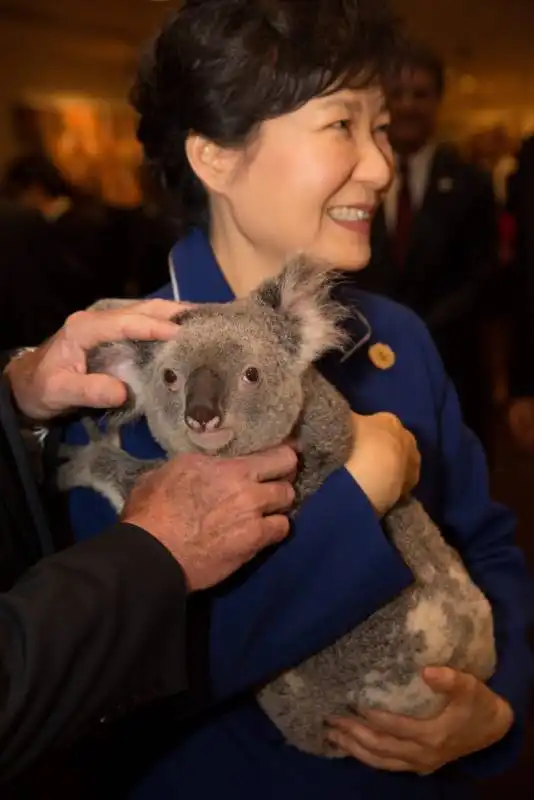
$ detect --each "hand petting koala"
[56,257,496,757]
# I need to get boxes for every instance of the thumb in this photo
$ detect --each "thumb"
[422,666,461,695]
[60,373,129,410]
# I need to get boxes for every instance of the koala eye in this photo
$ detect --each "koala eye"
[242,366,260,384]
[163,368,178,386]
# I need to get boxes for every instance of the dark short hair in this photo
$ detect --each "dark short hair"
[1,153,72,199]
[394,40,445,97]
[131,0,402,232]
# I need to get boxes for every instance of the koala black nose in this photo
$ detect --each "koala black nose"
[185,367,223,432]
[185,405,221,432]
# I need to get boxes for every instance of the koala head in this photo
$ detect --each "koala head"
[87,256,348,457]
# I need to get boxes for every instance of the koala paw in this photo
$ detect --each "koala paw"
[57,417,124,495]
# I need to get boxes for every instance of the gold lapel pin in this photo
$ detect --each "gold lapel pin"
[368,342,396,370]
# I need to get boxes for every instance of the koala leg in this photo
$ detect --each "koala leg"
[57,417,162,513]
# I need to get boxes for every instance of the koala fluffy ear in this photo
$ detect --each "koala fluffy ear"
[86,339,158,420]
[254,255,349,365]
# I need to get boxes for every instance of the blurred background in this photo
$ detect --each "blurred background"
[1,1,534,797]
[0,0,533,198]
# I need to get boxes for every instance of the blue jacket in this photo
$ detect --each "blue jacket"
[64,229,533,799]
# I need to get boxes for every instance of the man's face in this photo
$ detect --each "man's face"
[386,66,441,155]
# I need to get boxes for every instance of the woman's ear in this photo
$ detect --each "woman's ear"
[185,133,240,195]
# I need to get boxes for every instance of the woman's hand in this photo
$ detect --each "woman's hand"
[325,667,514,774]
[344,412,421,516]
[4,299,187,421]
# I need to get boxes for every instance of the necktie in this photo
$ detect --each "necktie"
[392,157,413,269]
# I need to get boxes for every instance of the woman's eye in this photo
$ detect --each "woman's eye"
[242,366,260,384]
[163,368,178,386]
[331,119,351,132]
[374,122,391,136]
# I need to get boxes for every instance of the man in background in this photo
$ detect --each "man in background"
[2,154,126,321]
[356,42,498,454]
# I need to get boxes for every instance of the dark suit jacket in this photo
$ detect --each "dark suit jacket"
[0,376,188,787]
[355,144,498,444]
[507,135,534,396]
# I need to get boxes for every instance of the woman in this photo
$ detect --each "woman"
[61,1,533,798]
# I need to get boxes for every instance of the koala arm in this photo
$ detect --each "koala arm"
[415,320,534,778]
[58,417,164,541]
[57,418,159,514]
[208,468,413,700]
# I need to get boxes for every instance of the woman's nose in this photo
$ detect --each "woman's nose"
[353,139,394,194]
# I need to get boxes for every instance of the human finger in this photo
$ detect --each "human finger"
[48,372,129,410]
[324,729,414,772]
[62,308,182,350]
[243,445,298,482]
[259,514,292,546]
[326,716,427,764]
[125,298,194,319]
[251,481,296,515]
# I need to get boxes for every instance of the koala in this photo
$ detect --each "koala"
[57,257,496,758]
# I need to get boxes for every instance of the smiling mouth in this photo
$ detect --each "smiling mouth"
[328,206,373,222]
[186,428,235,452]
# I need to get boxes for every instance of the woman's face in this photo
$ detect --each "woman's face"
[215,85,393,272]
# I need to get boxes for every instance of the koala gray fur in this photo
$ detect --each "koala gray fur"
[56,257,496,758]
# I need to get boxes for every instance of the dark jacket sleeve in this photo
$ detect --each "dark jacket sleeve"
[0,523,187,781]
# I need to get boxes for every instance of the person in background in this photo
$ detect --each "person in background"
[355,41,499,456]
[2,154,127,313]
[0,196,69,349]
[2,153,74,222]
[56,2,532,799]
[0,298,297,785]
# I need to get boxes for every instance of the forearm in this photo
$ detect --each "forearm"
[0,523,187,780]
